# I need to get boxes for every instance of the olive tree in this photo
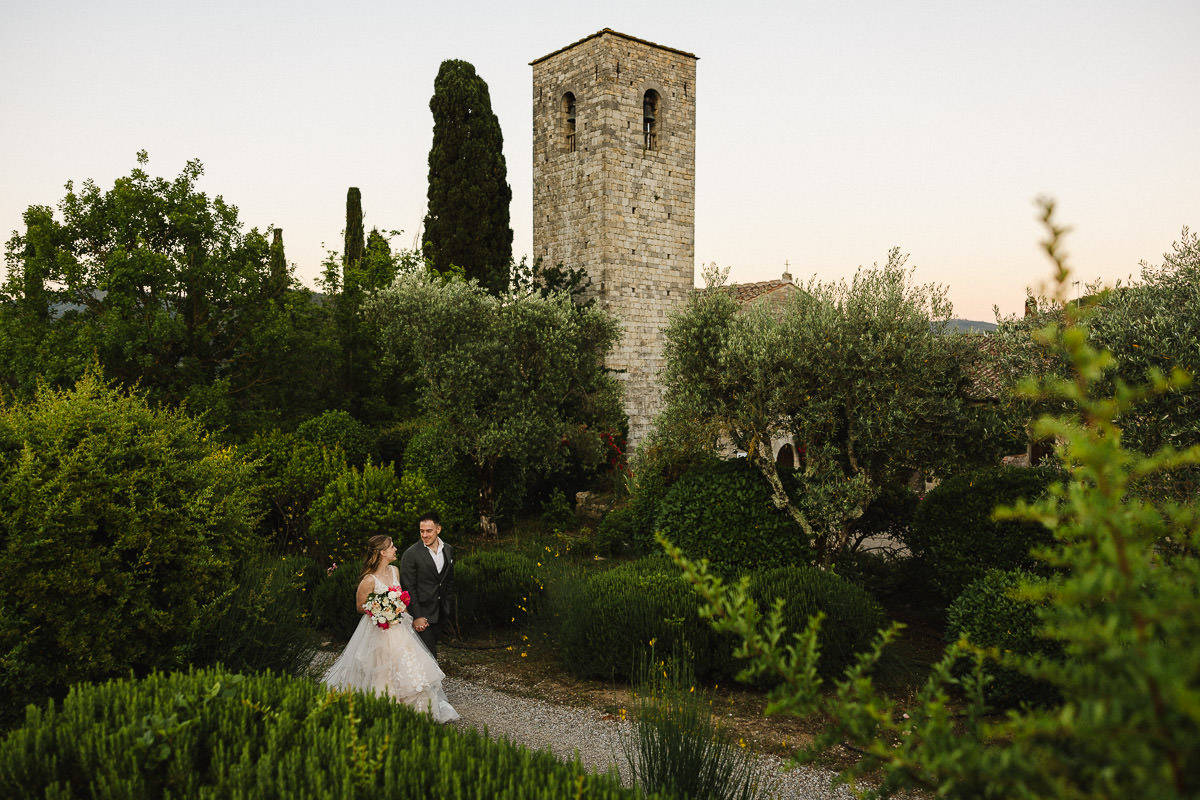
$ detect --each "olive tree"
[367,272,622,537]
[662,253,998,567]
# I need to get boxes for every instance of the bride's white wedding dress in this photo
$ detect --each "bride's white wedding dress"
[321,565,459,723]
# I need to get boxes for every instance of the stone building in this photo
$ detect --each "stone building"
[531,29,698,448]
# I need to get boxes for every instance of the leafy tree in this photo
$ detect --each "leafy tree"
[368,272,623,537]
[423,59,513,294]
[663,203,1200,799]
[990,227,1200,496]
[662,254,1001,567]
[0,153,338,434]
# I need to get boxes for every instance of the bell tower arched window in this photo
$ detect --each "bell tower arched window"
[563,92,577,152]
[642,89,660,150]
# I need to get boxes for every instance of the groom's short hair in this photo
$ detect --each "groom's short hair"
[419,511,441,526]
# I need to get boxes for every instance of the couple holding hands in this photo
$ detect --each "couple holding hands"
[321,512,459,723]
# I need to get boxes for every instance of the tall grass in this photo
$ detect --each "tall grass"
[622,651,773,800]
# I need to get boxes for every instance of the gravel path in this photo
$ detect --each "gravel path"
[443,676,871,800]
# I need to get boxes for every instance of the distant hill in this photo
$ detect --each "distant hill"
[946,318,997,333]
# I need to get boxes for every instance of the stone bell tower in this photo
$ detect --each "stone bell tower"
[531,29,697,448]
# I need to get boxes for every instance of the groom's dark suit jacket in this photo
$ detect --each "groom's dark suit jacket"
[398,539,454,626]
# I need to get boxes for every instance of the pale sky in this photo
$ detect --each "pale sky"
[2,0,1196,322]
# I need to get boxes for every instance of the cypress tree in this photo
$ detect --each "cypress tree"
[423,59,513,294]
[362,228,396,291]
[268,228,287,299]
[344,187,365,271]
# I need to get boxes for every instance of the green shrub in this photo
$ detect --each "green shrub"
[0,374,261,717]
[831,549,939,611]
[747,566,887,680]
[183,554,320,676]
[403,421,478,535]
[905,466,1060,600]
[540,488,574,532]
[455,550,544,633]
[655,459,813,574]
[849,482,920,545]
[596,505,638,557]
[244,428,347,553]
[558,558,734,682]
[946,568,1061,709]
[310,562,365,640]
[627,417,717,551]
[308,462,446,569]
[296,409,377,467]
[0,668,663,798]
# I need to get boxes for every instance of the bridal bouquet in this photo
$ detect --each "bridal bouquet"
[363,585,411,630]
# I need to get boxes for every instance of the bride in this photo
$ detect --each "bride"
[321,534,458,723]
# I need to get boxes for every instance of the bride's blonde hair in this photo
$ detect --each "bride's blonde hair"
[360,535,394,581]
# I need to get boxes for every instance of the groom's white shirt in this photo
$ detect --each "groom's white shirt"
[425,539,445,572]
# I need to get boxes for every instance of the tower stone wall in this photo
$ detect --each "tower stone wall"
[531,29,697,448]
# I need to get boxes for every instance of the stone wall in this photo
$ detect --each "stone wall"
[532,30,697,448]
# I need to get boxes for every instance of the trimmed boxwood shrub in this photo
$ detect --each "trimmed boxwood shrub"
[558,558,735,682]
[905,466,1060,600]
[0,668,664,799]
[748,565,887,680]
[455,550,544,633]
[0,374,261,719]
[946,568,1061,709]
[655,459,813,573]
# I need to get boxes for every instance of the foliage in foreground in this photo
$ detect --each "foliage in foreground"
[623,652,772,800]
[662,204,1200,799]
[0,668,666,799]
[0,373,260,718]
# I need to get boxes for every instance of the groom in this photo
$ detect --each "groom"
[399,511,454,659]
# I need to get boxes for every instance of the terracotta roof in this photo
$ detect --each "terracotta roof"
[530,28,699,65]
[730,279,796,304]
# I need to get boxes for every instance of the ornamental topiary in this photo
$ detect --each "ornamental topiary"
[747,566,887,680]
[308,462,447,570]
[454,550,544,633]
[946,568,1061,709]
[0,374,261,718]
[654,459,813,574]
[0,667,656,798]
[904,466,1060,601]
[558,557,735,682]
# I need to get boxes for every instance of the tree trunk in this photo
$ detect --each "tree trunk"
[477,457,499,538]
